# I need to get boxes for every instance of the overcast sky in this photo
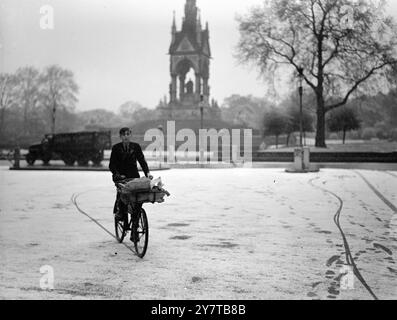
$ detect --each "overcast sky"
[1,0,397,112]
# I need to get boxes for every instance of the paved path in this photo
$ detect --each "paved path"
[0,168,396,299]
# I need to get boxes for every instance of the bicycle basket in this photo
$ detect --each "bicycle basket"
[119,186,170,204]
[128,190,167,204]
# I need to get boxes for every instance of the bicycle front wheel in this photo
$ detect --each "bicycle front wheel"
[134,208,149,258]
[115,214,128,243]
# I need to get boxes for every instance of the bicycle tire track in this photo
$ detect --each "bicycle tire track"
[71,192,137,255]
[354,171,397,214]
[309,177,379,300]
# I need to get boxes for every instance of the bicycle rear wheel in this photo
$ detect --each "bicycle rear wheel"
[133,208,149,258]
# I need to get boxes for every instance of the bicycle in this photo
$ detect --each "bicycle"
[114,179,169,258]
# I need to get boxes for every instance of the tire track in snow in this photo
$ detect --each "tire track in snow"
[71,191,137,255]
[354,171,397,214]
[309,177,378,300]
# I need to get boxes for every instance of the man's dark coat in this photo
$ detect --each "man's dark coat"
[109,142,149,182]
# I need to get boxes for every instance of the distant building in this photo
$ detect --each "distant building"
[158,0,221,120]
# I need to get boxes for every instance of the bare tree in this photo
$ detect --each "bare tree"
[14,67,42,137]
[237,0,397,147]
[78,109,123,130]
[221,94,273,130]
[40,65,79,134]
[0,73,17,137]
[119,101,144,123]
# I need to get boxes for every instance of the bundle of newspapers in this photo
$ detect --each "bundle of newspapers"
[118,177,170,204]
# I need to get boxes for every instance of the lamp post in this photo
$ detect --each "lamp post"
[297,67,304,148]
[285,67,319,173]
[200,104,203,131]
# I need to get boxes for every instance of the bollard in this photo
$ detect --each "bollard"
[286,146,319,173]
[303,147,310,170]
[294,147,304,171]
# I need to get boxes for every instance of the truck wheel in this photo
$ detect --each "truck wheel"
[26,154,36,166]
[64,159,75,166]
[62,154,75,166]
[77,156,89,166]
[91,152,103,166]
[42,154,51,166]
[77,160,89,166]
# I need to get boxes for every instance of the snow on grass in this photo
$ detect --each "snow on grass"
[0,167,396,299]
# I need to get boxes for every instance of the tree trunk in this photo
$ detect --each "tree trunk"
[343,129,346,145]
[286,133,291,147]
[23,103,28,136]
[315,34,327,149]
[315,94,327,148]
[0,107,5,138]
[275,135,279,149]
[51,101,57,134]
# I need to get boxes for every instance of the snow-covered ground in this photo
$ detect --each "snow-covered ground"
[0,167,396,300]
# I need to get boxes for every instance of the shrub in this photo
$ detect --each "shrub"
[361,128,377,140]
[374,123,390,140]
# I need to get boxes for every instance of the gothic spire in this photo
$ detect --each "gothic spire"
[197,8,201,28]
[183,0,198,33]
[196,8,202,44]
[172,11,176,33]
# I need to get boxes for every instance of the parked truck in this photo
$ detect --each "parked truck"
[25,131,112,166]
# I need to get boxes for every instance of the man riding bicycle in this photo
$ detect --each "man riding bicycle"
[109,127,153,242]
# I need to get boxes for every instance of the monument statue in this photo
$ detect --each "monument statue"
[159,0,221,120]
